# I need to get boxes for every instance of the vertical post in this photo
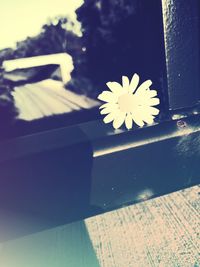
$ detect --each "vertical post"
[161,0,200,110]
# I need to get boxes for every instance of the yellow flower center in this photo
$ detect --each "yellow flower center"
[118,93,136,113]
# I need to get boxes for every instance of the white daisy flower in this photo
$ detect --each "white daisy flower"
[98,73,160,130]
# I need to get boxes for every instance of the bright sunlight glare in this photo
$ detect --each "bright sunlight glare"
[0,0,83,50]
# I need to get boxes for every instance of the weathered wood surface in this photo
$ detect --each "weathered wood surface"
[12,79,99,121]
[0,185,199,267]
[86,185,200,267]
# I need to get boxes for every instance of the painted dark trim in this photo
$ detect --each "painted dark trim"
[162,0,200,110]
[0,115,200,213]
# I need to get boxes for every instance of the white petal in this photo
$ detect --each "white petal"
[134,92,160,107]
[136,79,152,95]
[131,111,144,127]
[143,115,155,125]
[131,93,146,107]
[136,105,158,125]
[129,73,139,93]
[148,90,157,98]
[113,112,126,129]
[99,103,109,109]
[103,112,116,123]
[100,108,111,115]
[106,82,123,95]
[148,97,160,106]
[147,106,159,115]
[122,76,129,89]
[100,104,118,115]
[125,113,133,129]
[98,91,117,103]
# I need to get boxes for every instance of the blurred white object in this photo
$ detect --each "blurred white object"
[12,79,100,121]
[3,53,74,84]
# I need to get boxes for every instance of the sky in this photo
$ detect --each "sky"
[0,0,84,50]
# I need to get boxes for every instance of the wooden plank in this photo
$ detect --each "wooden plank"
[0,185,199,266]
[85,185,200,267]
[12,79,100,121]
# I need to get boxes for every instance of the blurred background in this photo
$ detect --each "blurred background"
[0,0,166,138]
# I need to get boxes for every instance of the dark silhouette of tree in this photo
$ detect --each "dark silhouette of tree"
[76,0,167,108]
[0,73,18,136]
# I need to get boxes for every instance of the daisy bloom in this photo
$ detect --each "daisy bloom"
[98,73,160,130]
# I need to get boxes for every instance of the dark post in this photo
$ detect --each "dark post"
[161,0,200,110]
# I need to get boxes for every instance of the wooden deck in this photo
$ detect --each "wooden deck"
[12,79,100,121]
[0,185,199,267]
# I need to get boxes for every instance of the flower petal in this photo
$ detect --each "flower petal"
[136,79,152,95]
[148,97,160,106]
[139,106,159,116]
[125,113,133,129]
[100,108,111,115]
[98,91,117,103]
[134,90,160,107]
[100,104,119,115]
[131,110,144,127]
[103,112,116,123]
[113,112,126,129]
[129,73,139,93]
[106,82,123,95]
[147,90,157,98]
[99,103,109,109]
[143,114,155,125]
[122,76,129,90]
[147,106,159,115]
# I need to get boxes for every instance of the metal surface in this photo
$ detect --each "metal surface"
[81,116,200,210]
[162,0,200,110]
[0,127,94,240]
[0,115,199,239]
